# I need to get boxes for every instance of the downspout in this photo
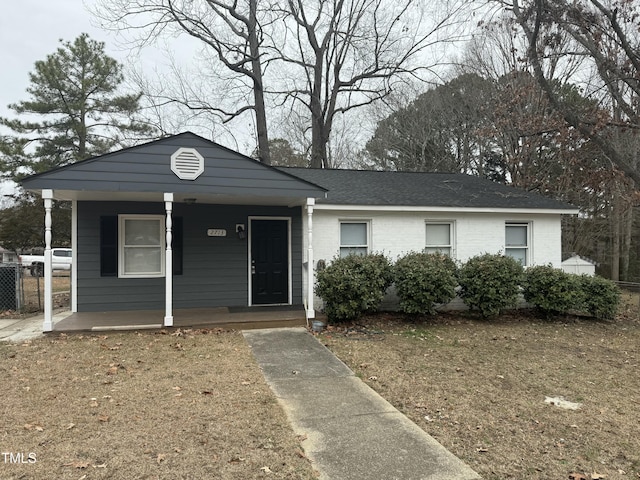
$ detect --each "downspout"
[306,198,315,321]
[164,193,174,326]
[42,189,53,332]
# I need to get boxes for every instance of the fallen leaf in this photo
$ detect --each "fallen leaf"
[64,460,90,469]
[65,423,76,430]
[98,415,109,422]
[569,473,587,480]
[156,453,166,464]
[476,447,488,453]
[591,474,605,480]
[260,466,273,473]
[241,381,251,385]
[94,463,107,468]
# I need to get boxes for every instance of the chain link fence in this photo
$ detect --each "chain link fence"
[0,263,24,312]
[0,264,71,315]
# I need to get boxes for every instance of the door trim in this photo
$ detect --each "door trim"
[248,216,292,306]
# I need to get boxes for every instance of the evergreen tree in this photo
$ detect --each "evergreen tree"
[0,34,155,252]
[0,33,154,181]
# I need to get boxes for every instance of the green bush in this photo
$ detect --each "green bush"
[393,252,458,315]
[458,253,524,317]
[523,265,584,316]
[580,275,621,319]
[315,253,393,322]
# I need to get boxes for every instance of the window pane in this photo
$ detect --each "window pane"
[426,224,450,246]
[425,246,451,256]
[340,247,368,258]
[506,248,527,265]
[341,223,367,246]
[506,225,527,246]
[125,219,161,246]
[124,247,162,273]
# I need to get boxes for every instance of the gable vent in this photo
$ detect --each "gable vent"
[171,148,204,180]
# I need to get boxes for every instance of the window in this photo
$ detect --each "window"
[119,215,165,277]
[101,216,183,277]
[340,222,368,257]
[505,223,529,265]
[425,222,453,256]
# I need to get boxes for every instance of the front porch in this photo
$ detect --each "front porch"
[51,305,315,333]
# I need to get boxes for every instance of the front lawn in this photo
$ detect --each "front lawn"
[0,329,316,479]
[320,311,640,480]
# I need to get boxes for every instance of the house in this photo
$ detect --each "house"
[21,132,578,331]
[0,246,19,263]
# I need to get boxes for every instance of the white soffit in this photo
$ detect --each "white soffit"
[171,148,204,180]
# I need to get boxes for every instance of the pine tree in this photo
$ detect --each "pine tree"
[0,33,154,181]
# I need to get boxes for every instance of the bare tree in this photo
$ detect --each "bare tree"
[94,0,275,164]
[485,0,640,184]
[273,0,469,168]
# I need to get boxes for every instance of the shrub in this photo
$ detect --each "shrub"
[393,252,458,315]
[315,253,393,322]
[523,265,584,316]
[458,253,524,317]
[580,275,621,319]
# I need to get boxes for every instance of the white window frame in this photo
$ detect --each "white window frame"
[118,214,166,278]
[339,220,370,257]
[505,222,530,266]
[425,221,455,257]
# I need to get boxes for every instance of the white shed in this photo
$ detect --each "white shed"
[561,255,596,276]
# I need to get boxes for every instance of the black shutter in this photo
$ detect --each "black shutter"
[100,216,118,276]
[172,217,183,275]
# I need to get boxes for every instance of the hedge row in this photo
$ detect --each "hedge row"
[315,252,620,322]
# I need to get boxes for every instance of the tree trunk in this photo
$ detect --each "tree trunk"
[309,55,325,169]
[610,200,621,281]
[621,205,633,281]
[249,0,270,165]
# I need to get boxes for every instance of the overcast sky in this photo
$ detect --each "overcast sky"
[0,1,129,118]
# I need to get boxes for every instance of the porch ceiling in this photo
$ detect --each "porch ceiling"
[44,189,316,206]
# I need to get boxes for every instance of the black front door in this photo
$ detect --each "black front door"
[251,219,289,305]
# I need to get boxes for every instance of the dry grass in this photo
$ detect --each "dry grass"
[0,328,316,479]
[320,310,640,480]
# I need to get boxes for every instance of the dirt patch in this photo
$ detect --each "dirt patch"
[0,328,316,479]
[319,311,640,480]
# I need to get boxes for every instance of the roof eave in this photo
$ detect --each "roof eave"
[312,203,579,215]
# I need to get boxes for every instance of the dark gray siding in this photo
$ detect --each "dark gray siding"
[77,201,303,312]
[24,133,325,199]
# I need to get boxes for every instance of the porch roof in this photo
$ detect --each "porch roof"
[21,132,327,205]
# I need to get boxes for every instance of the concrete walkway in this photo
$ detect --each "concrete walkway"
[243,327,481,480]
[0,315,46,342]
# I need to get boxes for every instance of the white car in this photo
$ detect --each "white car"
[19,248,73,276]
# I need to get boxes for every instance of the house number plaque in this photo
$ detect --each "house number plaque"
[207,229,227,237]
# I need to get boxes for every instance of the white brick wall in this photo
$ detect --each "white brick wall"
[306,208,565,311]
[311,209,562,266]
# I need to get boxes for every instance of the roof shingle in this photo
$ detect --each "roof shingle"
[279,167,576,210]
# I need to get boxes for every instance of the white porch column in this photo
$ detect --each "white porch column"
[164,193,174,327]
[306,198,315,320]
[42,189,53,332]
[71,200,78,312]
